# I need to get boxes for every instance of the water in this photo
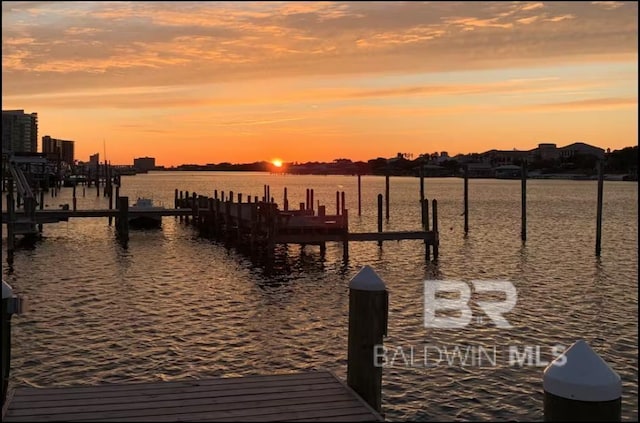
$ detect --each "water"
[2,172,638,421]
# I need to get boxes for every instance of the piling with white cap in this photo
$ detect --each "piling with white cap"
[543,339,622,421]
[347,265,388,413]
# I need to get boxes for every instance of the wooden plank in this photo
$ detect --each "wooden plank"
[200,403,372,422]
[7,393,362,421]
[8,384,344,410]
[83,395,365,422]
[10,381,343,407]
[13,371,331,398]
[292,413,381,422]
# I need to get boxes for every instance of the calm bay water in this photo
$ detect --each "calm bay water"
[2,172,638,421]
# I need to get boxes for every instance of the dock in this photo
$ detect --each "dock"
[174,186,439,260]
[2,370,383,422]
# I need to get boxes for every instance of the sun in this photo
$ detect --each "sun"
[272,159,283,168]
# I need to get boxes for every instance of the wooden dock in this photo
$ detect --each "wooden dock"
[2,371,383,422]
[175,186,440,260]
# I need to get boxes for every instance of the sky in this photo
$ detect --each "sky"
[2,1,638,167]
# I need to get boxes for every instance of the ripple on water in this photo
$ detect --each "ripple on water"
[2,176,638,421]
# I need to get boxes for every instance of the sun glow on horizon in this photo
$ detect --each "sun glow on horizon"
[272,159,283,168]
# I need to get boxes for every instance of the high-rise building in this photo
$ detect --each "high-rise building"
[42,135,75,164]
[2,110,38,153]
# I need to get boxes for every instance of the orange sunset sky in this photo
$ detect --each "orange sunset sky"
[2,1,638,167]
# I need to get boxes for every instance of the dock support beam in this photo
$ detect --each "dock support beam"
[347,265,387,414]
[432,199,439,260]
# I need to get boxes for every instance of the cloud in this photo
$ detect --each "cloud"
[2,1,637,97]
[511,97,637,112]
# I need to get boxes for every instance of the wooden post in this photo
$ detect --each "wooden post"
[463,164,469,234]
[38,190,44,232]
[117,196,129,243]
[357,174,362,216]
[108,186,113,226]
[342,208,349,260]
[336,190,340,215]
[543,340,621,421]
[310,189,314,213]
[284,187,288,211]
[174,189,178,209]
[432,199,439,260]
[385,174,390,221]
[347,265,388,413]
[214,189,218,200]
[237,196,243,240]
[7,193,15,265]
[596,160,604,256]
[377,194,383,247]
[420,162,425,228]
[341,191,346,216]
[521,161,527,242]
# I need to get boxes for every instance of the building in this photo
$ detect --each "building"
[2,110,38,154]
[133,156,156,172]
[42,135,75,164]
[559,142,605,160]
[479,149,531,166]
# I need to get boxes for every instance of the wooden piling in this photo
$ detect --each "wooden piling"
[377,194,383,247]
[432,199,439,259]
[521,161,527,242]
[117,196,129,243]
[336,191,340,215]
[385,174,390,221]
[284,187,288,211]
[347,265,387,413]
[357,174,362,216]
[596,160,604,256]
[174,189,179,209]
[6,193,15,265]
[38,190,44,232]
[306,189,310,210]
[108,187,113,226]
[342,208,349,260]
[463,164,469,234]
[341,191,346,216]
[310,189,314,213]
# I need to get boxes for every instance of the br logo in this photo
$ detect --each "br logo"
[424,280,517,329]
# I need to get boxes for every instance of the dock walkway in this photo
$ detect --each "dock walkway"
[3,370,383,422]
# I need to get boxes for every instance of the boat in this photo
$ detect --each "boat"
[128,197,164,229]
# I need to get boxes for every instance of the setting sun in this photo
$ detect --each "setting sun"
[272,159,283,168]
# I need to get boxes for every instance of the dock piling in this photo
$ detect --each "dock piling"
[377,194,383,247]
[596,160,604,256]
[543,340,621,421]
[357,174,362,216]
[463,164,469,234]
[432,199,439,259]
[347,265,388,413]
[385,174,390,221]
[117,196,129,243]
[521,161,527,242]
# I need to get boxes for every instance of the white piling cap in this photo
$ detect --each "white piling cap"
[349,265,386,291]
[543,340,621,402]
[2,280,14,299]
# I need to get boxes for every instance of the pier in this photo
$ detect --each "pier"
[173,185,439,261]
[3,371,382,422]
[2,186,439,264]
